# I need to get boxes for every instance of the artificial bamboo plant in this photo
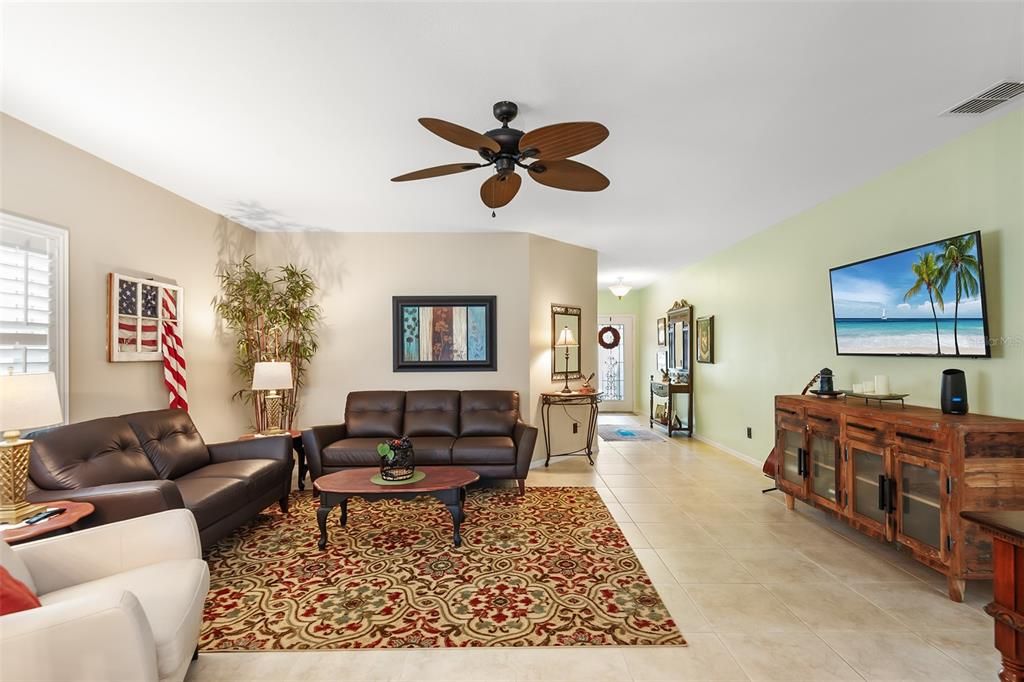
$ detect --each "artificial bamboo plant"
[214,256,322,432]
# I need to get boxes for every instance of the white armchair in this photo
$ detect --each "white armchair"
[0,509,210,682]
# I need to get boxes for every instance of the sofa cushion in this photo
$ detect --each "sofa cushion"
[0,542,35,593]
[323,438,386,467]
[345,391,405,438]
[452,436,516,465]
[123,409,210,479]
[29,416,159,491]
[407,437,455,465]
[178,459,287,500]
[404,390,460,437]
[459,391,519,437]
[174,477,247,530]
[39,558,209,680]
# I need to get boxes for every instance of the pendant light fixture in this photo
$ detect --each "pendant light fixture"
[608,277,632,300]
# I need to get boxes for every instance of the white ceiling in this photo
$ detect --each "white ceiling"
[3,2,1022,287]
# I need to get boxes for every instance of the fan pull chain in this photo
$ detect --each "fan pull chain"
[492,211,496,218]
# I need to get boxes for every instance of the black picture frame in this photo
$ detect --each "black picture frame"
[392,296,497,372]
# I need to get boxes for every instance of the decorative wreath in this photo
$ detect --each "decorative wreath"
[598,325,621,349]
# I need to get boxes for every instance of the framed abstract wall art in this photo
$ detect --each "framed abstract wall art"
[392,296,497,372]
[107,273,183,362]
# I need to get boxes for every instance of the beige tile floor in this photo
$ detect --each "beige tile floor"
[187,414,1000,681]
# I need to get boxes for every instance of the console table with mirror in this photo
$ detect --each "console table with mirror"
[650,299,694,437]
[774,393,1024,602]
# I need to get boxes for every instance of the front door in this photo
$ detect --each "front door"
[597,315,634,411]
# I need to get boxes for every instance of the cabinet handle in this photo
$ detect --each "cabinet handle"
[797,448,805,477]
[849,422,877,432]
[778,408,797,416]
[896,431,934,444]
[887,477,897,514]
[809,414,834,423]
[878,475,887,510]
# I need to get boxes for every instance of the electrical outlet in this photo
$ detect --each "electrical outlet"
[746,427,752,439]
[572,423,579,434]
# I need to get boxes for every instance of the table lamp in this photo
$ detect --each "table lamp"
[252,361,292,435]
[0,372,63,523]
[555,326,579,394]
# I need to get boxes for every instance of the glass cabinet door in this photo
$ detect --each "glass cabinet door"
[809,433,839,505]
[895,456,942,554]
[779,428,804,488]
[850,443,886,529]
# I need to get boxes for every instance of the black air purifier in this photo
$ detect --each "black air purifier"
[941,369,968,415]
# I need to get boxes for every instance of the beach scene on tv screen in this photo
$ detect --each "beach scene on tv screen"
[831,233,986,356]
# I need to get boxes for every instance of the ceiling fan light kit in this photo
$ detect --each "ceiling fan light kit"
[391,101,610,213]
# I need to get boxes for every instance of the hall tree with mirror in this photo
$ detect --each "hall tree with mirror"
[650,299,694,436]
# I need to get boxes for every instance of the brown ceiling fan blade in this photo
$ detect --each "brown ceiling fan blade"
[527,159,609,192]
[518,122,609,160]
[391,163,483,182]
[419,118,501,154]
[480,172,522,208]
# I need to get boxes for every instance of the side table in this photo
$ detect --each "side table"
[539,391,602,467]
[1,501,95,545]
[961,511,1024,682]
[238,430,308,491]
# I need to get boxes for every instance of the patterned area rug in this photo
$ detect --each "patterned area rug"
[200,487,685,650]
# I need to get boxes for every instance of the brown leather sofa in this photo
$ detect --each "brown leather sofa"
[26,408,293,549]
[302,390,538,494]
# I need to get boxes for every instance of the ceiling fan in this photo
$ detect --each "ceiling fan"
[391,101,610,213]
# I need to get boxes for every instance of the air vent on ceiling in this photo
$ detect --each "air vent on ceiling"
[945,81,1024,115]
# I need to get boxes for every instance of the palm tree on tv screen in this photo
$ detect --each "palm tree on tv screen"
[937,234,980,356]
[904,251,945,354]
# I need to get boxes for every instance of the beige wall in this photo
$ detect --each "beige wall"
[637,110,1024,464]
[1,113,254,441]
[527,234,598,456]
[1,114,599,455]
[250,231,533,427]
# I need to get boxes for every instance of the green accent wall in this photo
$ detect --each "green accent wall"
[638,110,1024,462]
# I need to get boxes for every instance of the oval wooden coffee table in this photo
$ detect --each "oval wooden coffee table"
[313,466,480,550]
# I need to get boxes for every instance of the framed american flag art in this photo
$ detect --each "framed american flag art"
[107,273,183,363]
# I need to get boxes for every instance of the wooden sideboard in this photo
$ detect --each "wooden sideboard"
[774,394,1024,601]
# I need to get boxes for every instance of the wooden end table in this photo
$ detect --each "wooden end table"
[962,511,1024,682]
[238,429,308,490]
[313,466,480,550]
[1,501,94,545]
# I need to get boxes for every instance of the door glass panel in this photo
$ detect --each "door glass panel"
[781,430,802,485]
[597,323,625,401]
[852,448,885,524]
[900,463,941,549]
[809,435,838,502]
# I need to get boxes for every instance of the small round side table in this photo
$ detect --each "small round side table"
[1,501,95,545]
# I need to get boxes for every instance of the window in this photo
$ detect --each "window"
[0,212,69,419]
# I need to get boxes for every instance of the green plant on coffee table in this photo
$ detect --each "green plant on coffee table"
[377,437,415,481]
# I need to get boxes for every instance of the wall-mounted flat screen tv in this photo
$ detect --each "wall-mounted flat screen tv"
[829,230,990,357]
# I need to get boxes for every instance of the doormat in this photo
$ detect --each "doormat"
[598,426,666,442]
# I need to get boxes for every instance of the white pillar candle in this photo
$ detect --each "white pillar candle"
[874,375,890,395]
[854,383,864,393]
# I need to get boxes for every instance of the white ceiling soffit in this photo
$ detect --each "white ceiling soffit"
[2,2,1022,287]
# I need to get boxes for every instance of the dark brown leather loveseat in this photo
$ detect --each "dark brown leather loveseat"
[302,390,538,494]
[26,408,293,548]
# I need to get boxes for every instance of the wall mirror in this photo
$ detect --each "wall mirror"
[666,299,692,382]
[551,304,582,381]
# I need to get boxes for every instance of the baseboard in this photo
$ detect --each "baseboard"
[692,433,762,468]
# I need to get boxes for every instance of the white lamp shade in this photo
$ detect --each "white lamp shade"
[0,372,63,433]
[251,362,293,390]
[555,326,578,347]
